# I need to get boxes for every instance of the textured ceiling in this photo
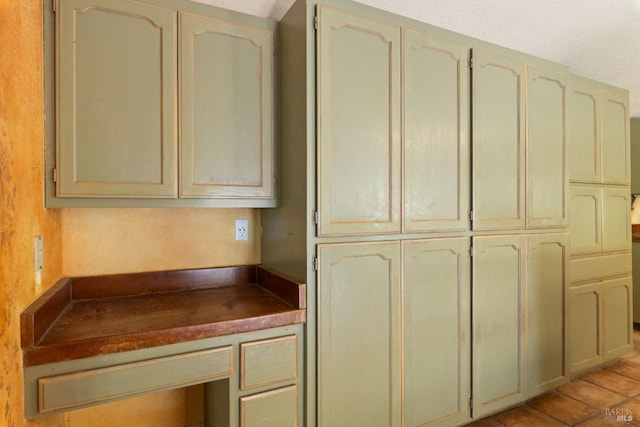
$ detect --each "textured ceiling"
[195,0,640,118]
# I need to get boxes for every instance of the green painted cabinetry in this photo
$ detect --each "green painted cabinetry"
[567,75,632,375]
[403,238,470,427]
[317,242,401,427]
[46,0,276,207]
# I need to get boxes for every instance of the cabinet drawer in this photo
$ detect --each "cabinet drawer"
[240,385,298,427]
[38,346,233,414]
[569,252,631,283]
[241,335,297,390]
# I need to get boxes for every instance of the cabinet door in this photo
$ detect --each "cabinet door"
[569,185,601,254]
[604,277,633,359]
[403,238,470,427]
[402,29,470,233]
[568,78,600,182]
[601,89,630,184]
[180,13,275,199]
[568,283,603,373]
[472,235,525,417]
[526,234,568,396]
[57,0,177,197]
[472,49,525,230]
[240,386,297,427]
[602,187,631,252]
[526,65,569,228]
[317,6,401,236]
[317,242,401,427]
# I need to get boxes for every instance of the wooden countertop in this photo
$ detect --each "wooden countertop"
[21,265,306,367]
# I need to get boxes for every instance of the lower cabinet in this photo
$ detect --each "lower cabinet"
[240,385,298,427]
[568,277,633,373]
[317,234,567,426]
[403,238,471,427]
[317,242,402,427]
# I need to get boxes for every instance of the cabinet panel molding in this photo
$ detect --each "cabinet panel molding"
[317,6,402,236]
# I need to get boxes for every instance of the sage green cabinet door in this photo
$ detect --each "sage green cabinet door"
[317,6,401,236]
[403,238,470,427]
[604,277,633,359]
[180,12,274,199]
[472,49,525,230]
[402,29,470,233]
[240,385,297,427]
[601,89,630,184]
[568,283,603,373]
[602,187,631,252]
[526,65,569,228]
[57,0,177,197]
[526,234,568,396]
[472,235,525,417]
[569,185,601,255]
[318,242,401,427]
[568,78,600,183]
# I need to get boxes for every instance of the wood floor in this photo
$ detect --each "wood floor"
[467,329,640,426]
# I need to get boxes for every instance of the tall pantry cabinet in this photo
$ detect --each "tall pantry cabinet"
[262,0,574,426]
[567,75,632,373]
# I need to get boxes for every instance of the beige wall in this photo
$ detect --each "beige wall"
[1,1,259,425]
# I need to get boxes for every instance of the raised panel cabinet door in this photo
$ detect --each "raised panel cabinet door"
[472,235,525,417]
[602,187,631,252]
[402,29,470,233]
[403,238,470,427]
[568,283,603,373]
[604,277,633,359]
[568,185,602,255]
[526,65,569,228]
[180,12,275,199]
[567,78,600,182]
[526,234,568,397]
[57,0,177,197]
[601,89,630,184]
[317,6,402,236]
[317,242,401,427]
[472,49,525,231]
[240,385,298,427]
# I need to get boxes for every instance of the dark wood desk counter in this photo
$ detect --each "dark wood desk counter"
[633,224,640,242]
[21,265,306,367]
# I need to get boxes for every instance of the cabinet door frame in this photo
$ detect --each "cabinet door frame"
[471,49,526,231]
[603,276,633,359]
[56,0,178,198]
[316,5,402,237]
[402,29,470,233]
[568,282,604,373]
[317,241,402,427]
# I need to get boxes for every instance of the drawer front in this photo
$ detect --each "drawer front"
[569,252,631,283]
[39,346,233,414]
[241,335,297,390]
[240,385,298,427]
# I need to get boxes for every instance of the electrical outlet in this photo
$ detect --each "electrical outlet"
[236,219,249,241]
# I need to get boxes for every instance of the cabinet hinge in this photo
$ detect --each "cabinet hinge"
[469,210,473,222]
[313,16,318,31]
[469,396,473,414]
[469,57,473,69]
[312,210,319,225]
[52,168,58,183]
[313,256,319,271]
[52,0,56,13]
[469,245,474,258]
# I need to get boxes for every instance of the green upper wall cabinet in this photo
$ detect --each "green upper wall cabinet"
[56,0,177,199]
[568,75,630,185]
[47,0,276,207]
[402,29,470,233]
[179,12,274,200]
[316,5,402,236]
[526,65,569,228]
[472,49,526,231]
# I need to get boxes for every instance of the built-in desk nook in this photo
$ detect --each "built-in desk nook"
[21,266,306,426]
